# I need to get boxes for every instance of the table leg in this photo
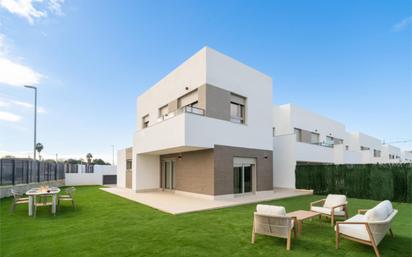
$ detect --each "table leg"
[298,221,302,235]
[52,194,57,215]
[28,196,33,216]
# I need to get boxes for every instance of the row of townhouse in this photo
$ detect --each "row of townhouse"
[117,47,412,197]
[273,104,412,188]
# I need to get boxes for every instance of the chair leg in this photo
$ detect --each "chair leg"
[10,201,16,213]
[335,227,339,249]
[72,200,76,210]
[286,230,291,251]
[251,222,255,244]
[293,226,297,239]
[34,205,37,218]
[331,215,334,227]
[372,243,381,257]
[389,228,394,238]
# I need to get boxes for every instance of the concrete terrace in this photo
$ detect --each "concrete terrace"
[101,187,313,214]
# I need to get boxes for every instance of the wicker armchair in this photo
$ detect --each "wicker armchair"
[10,189,29,213]
[310,194,348,226]
[335,200,397,257]
[33,194,53,218]
[251,205,297,250]
[58,187,76,210]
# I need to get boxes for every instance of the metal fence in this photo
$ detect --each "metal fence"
[0,158,66,186]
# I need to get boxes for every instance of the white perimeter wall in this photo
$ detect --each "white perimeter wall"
[65,165,117,186]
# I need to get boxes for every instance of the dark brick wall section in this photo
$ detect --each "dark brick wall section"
[213,145,273,195]
[161,149,214,195]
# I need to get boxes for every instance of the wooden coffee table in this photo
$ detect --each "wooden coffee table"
[286,210,320,235]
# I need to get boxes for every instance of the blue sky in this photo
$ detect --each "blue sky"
[0,0,411,162]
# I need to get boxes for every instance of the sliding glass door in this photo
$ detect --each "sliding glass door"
[162,159,175,190]
[233,164,253,194]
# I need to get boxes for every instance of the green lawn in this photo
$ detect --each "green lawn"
[1,186,411,257]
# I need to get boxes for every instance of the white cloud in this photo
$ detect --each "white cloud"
[393,16,412,31]
[47,0,63,16]
[9,99,32,108]
[0,34,7,54]
[0,57,42,86]
[0,95,47,113]
[0,0,46,24]
[0,110,22,122]
[0,33,43,86]
[0,0,65,24]
[0,99,10,107]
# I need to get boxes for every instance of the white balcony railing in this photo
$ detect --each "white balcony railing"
[155,106,205,125]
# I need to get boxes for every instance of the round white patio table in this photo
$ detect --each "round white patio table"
[26,187,61,216]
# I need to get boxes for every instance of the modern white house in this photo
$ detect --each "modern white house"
[401,151,412,162]
[272,104,408,188]
[121,47,273,199]
[117,47,411,194]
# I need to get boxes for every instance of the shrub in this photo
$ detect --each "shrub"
[295,163,412,203]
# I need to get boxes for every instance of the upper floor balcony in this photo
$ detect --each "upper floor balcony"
[295,141,335,163]
[134,106,272,155]
[155,106,205,124]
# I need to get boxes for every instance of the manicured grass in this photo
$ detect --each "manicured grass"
[1,186,411,257]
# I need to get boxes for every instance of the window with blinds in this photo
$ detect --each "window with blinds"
[230,93,246,124]
[159,105,168,118]
[294,128,302,142]
[142,115,149,128]
[178,89,198,108]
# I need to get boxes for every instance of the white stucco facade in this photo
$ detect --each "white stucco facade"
[273,103,407,188]
[132,47,273,192]
[116,148,127,188]
[401,151,412,162]
[118,47,410,193]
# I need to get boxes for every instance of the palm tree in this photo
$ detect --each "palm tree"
[35,143,44,160]
[86,153,93,164]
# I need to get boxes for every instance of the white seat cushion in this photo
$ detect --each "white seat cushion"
[311,206,345,216]
[365,200,393,221]
[324,194,346,212]
[335,214,370,241]
[256,204,286,216]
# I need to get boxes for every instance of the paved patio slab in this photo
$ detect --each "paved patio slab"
[101,187,313,214]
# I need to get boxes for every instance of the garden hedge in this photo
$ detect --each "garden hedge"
[295,163,412,203]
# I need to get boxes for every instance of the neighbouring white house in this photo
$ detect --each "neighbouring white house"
[401,151,412,162]
[272,104,408,188]
[117,47,411,193]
